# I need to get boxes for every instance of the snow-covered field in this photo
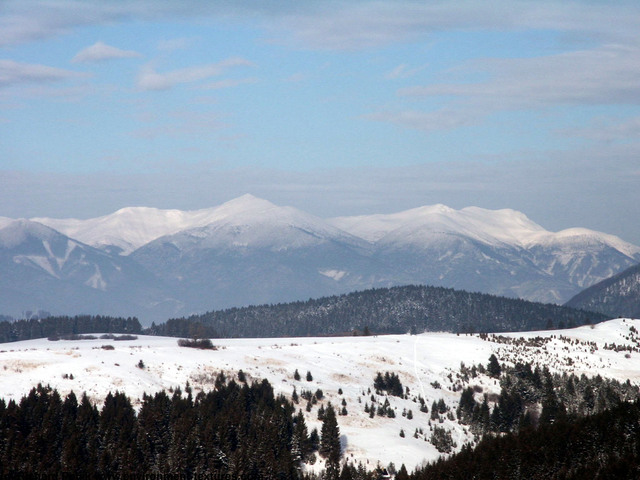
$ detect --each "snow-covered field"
[1,318,639,470]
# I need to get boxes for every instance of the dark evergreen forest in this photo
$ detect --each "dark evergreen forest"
[0,315,141,344]
[0,375,355,480]
[411,399,640,479]
[148,285,608,338]
[0,286,607,343]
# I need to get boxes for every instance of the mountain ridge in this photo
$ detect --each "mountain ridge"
[0,194,637,322]
[565,262,640,318]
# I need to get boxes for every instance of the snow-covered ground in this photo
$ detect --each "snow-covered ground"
[1,318,639,470]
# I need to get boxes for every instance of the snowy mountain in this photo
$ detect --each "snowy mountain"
[0,219,178,320]
[33,204,228,255]
[331,205,640,304]
[0,194,635,322]
[130,195,379,313]
[566,262,640,318]
[1,318,639,471]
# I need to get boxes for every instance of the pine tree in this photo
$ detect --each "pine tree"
[396,464,410,480]
[487,354,502,378]
[320,403,341,478]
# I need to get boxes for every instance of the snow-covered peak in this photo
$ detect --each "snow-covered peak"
[330,204,547,248]
[31,195,318,254]
[215,193,276,213]
[33,205,220,255]
[0,216,15,229]
[25,196,640,262]
[530,227,640,257]
[0,218,61,249]
[329,204,640,260]
[153,195,366,252]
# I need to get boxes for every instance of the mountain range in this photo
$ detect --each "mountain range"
[2,194,638,324]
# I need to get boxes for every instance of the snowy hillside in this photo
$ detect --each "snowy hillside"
[0,219,179,320]
[2,318,639,470]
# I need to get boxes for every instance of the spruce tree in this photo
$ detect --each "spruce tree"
[320,403,341,478]
[487,354,502,378]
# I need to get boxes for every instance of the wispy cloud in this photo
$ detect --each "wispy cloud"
[385,63,425,80]
[4,1,640,50]
[200,77,258,90]
[0,59,86,88]
[559,116,640,143]
[274,1,640,50]
[136,57,254,91]
[364,109,478,133]
[72,41,142,63]
[400,44,640,108]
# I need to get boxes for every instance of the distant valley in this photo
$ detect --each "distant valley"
[2,194,639,324]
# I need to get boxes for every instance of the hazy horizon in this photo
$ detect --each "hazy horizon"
[2,1,639,244]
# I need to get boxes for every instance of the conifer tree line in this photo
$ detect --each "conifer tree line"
[0,285,607,343]
[0,375,386,479]
[0,315,141,344]
[148,285,607,338]
[455,359,640,437]
[411,399,640,479]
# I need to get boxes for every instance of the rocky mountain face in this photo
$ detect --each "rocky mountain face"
[2,195,639,324]
[565,262,640,318]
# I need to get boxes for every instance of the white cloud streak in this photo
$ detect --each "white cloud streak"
[401,44,640,108]
[136,57,254,91]
[365,109,479,133]
[3,1,640,50]
[0,59,86,88]
[364,43,640,134]
[72,41,142,63]
[385,64,425,80]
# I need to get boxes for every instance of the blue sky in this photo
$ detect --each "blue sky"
[1,1,640,244]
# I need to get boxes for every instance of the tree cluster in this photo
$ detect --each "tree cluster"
[373,371,404,397]
[458,360,639,438]
[413,400,640,479]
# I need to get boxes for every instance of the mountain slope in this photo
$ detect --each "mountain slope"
[0,219,178,320]
[130,195,381,312]
[565,262,640,318]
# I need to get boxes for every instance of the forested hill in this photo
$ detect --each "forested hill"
[566,262,640,319]
[149,285,608,338]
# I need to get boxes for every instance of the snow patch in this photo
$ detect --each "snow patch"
[85,265,107,291]
[319,269,347,281]
[14,255,58,278]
